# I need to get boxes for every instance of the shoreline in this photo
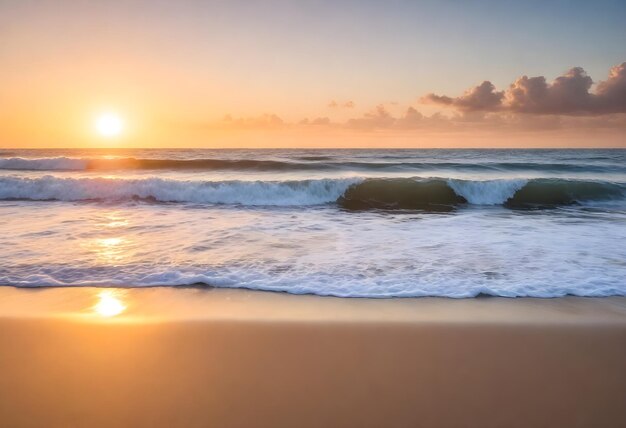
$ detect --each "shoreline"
[1,287,625,427]
[1,286,626,323]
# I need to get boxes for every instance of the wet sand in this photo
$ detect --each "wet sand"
[0,287,625,428]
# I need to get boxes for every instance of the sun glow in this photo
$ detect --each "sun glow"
[95,113,123,137]
[94,290,126,317]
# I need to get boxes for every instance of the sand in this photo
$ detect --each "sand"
[0,287,625,428]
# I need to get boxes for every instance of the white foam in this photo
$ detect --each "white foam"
[0,176,358,206]
[1,205,624,298]
[0,157,88,170]
[447,179,528,205]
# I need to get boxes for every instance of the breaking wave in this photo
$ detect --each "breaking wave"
[0,176,357,206]
[1,156,624,173]
[0,176,623,208]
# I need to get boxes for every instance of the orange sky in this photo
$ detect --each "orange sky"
[1,1,624,148]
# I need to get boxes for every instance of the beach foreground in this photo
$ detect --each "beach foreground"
[0,287,625,428]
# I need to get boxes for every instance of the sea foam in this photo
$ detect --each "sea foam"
[0,176,356,206]
[447,179,528,205]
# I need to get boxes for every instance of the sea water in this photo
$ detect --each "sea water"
[0,148,624,297]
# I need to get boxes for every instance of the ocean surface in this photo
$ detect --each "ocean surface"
[1,148,625,298]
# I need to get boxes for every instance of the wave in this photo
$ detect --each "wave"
[0,176,623,208]
[0,176,356,206]
[0,157,320,171]
[338,179,466,210]
[0,157,88,170]
[448,179,527,205]
[5,268,624,298]
[503,179,626,207]
[1,156,623,173]
[340,178,625,210]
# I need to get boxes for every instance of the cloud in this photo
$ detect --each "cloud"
[300,117,331,125]
[189,63,626,137]
[328,100,355,108]
[179,105,624,142]
[341,104,626,133]
[505,67,594,114]
[221,113,285,129]
[422,62,626,115]
[595,62,626,113]
[346,104,395,129]
[394,107,426,129]
[345,105,462,130]
[423,81,504,112]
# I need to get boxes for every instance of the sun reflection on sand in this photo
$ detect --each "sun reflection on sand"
[93,290,126,317]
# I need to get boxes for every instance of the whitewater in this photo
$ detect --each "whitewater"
[1,148,625,298]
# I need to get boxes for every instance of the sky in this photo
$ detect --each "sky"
[1,0,625,148]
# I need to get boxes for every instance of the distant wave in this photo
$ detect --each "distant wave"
[0,156,623,173]
[0,176,623,208]
[0,157,88,170]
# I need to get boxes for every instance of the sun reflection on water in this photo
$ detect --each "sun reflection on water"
[101,213,129,228]
[99,237,123,247]
[88,236,129,263]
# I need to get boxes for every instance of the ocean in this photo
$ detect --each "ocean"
[1,148,625,298]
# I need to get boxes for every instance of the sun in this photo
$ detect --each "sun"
[95,112,124,137]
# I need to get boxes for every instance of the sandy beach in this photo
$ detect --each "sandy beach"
[0,287,624,428]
